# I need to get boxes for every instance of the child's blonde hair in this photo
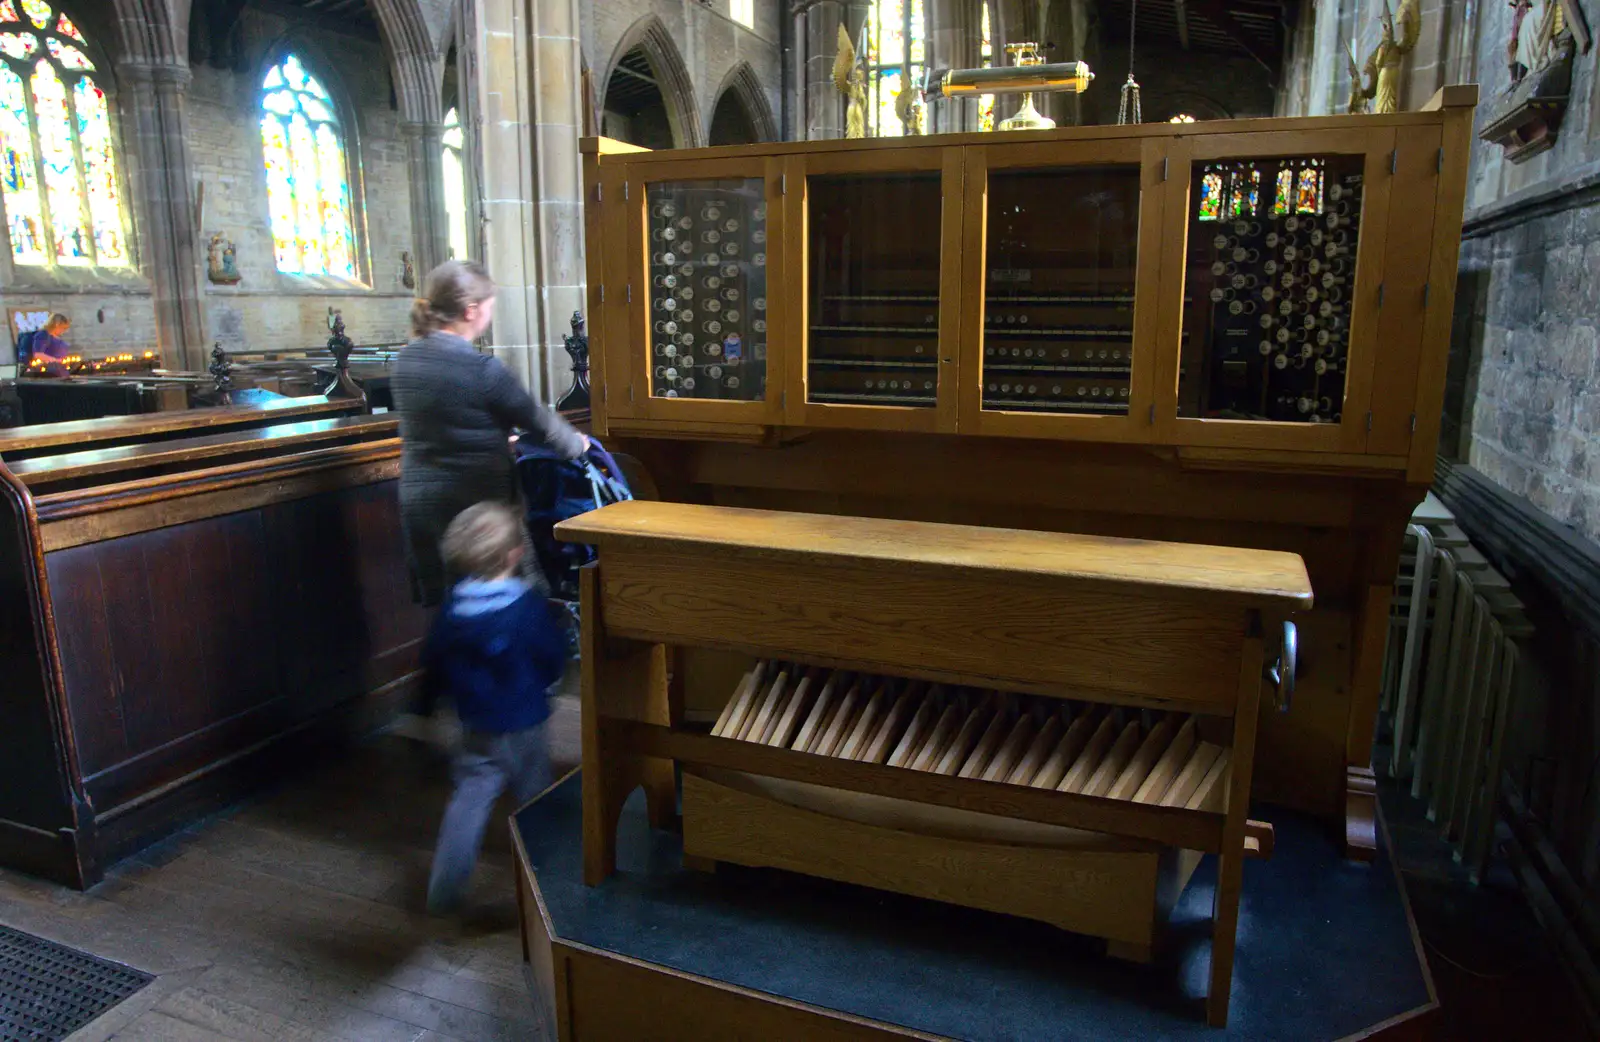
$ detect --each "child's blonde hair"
[440,502,523,580]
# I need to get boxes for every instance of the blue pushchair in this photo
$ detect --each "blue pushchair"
[515,437,633,648]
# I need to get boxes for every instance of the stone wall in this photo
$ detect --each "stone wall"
[189,10,416,353]
[1445,0,1600,544]
[584,0,781,148]
[1450,191,1600,540]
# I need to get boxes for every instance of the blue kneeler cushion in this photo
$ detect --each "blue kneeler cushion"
[515,773,1432,1041]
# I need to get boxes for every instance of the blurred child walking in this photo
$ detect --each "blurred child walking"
[423,502,567,914]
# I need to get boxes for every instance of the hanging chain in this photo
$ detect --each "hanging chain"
[1118,0,1142,125]
[1128,0,1137,68]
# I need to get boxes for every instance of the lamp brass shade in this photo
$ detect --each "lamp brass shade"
[933,62,1093,99]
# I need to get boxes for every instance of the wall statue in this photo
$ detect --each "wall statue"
[832,24,868,139]
[1352,0,1421,115]
[207,232,241,285]
[895,71,927,135]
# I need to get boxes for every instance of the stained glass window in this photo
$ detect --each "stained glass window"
[1273,167,1294,215]
[1295,162,1324,213]
[865,0,925,136]
[978,1,994,132]
[0,0,128,267]
[260,54,356,278]
[442,106,469,260]
[1197,170,1224,222]
[1227,166,1260,217]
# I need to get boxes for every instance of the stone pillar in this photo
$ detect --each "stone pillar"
[467,0,585,402]
[803,0,846,139]
[929,0,982,133]
[121,61,207,371]
[400,120,451,275]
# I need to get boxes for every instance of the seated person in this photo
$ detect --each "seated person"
[25,314,73,376]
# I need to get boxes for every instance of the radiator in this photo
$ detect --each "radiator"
[1382,502,1532,883]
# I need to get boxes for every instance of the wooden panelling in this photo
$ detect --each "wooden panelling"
[0,467,80,841]
[44,481,424,817]
[0,396,358,459]
[7,415,396,487]
[36,448,400,551]
[0,416,424,886]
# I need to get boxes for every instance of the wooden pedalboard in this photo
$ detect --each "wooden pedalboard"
[681,663,1272,957]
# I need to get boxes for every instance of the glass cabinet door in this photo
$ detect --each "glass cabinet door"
[1155,130,1396,452]
[957,140,1165,441]
[787,150,960,431]
[626,157,784,425]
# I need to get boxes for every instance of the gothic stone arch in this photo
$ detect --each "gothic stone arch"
[602,14,702,150]
[708,60,777,143]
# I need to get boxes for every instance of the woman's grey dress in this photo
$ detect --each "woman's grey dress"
[391,331,586,606]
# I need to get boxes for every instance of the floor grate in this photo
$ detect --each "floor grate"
[0,923,151,1042]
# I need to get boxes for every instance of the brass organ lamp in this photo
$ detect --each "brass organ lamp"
[926,45,1093,132]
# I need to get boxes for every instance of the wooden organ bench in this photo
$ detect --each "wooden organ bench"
[558,500,1308,1027]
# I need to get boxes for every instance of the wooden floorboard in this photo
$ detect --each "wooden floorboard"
[0,690,582,1042]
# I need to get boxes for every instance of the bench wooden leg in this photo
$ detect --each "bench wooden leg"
[1206,847,1243,1027]
[1209,619,1267,1027]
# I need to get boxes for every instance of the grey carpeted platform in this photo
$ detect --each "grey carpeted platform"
[0,923,151,1042]
[517,772,1435,1041]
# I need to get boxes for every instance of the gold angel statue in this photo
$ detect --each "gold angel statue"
[1344,39,1368,114]
[895,70,926,135]
[832,24,868,139]
[1355,0,1422,114]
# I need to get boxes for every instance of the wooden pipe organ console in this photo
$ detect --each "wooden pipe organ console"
[559,500,1310,1026]
[581,89,1478,859]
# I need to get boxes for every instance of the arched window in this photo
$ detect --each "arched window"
[0,0,128,268]
[260,53,356,278]
[865,0,925,137]
[441,106,468,260]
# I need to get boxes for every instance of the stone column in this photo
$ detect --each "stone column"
[120,61,207,371]
[467,0,585,402]
[802,0,846,138]
[400,120,451,275]
[929,0,982,134]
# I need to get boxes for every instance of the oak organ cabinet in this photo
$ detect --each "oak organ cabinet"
[583,89,1475,867]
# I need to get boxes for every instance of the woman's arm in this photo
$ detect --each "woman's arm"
[481,355,587,458]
